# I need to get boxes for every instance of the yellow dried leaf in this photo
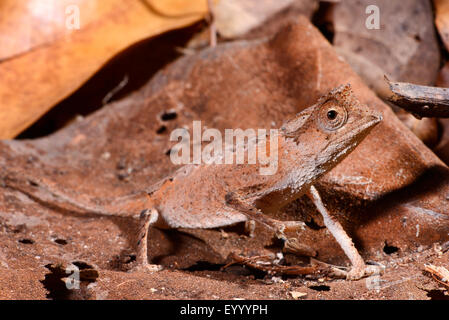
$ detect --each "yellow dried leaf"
[0,0,207,138]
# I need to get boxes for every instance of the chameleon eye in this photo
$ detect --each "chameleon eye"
[327,110,337,120]
[317,100,348,132]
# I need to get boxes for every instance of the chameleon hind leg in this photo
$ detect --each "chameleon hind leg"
[132,208,163,273]
[307,185,384,280]
[225,191,316,257]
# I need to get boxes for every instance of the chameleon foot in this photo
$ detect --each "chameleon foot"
[244,220,256,238]
[330,264,385,280]
[307,186,380,281]
[225,191,315,256]
[328,262,385,280]
[272,221,316,257]
[274,221,306,236]
[132,263,163,273]
[283,238,317,257]
[132,208,160,272]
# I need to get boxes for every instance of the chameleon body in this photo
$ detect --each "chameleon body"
[146,84,380,229]
[138,84,382,279]
[4,84,382,279]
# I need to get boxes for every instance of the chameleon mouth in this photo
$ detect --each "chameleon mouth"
[359,112,382,129]
[357,113,382,135]
[339,113,382,144]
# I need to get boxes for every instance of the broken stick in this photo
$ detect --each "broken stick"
[424,264,449,289]
[386,78,449,118]
[223,253,323,276]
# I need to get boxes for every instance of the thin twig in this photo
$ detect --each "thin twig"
[223,253,323,276]
[207,0,217,47]
[102,75,129,105]
[424,264,449,289]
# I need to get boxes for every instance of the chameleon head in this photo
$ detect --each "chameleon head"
[281,83,382,173]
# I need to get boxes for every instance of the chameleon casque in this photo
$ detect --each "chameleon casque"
[4,84,382,280]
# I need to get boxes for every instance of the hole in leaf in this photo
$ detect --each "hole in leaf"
[309,285,330,292]
[72,261,95,270]
[41,262,98,300]
[18,238,34,244]
[41,264,72,300]
[160,111,177,121]
[383,242,399,254]
[54,239,68,245]
[156,125,167,134]
[29,180,39,187]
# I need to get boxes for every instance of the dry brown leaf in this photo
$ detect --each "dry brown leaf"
[335,47,391,99]
[0,0,207,139]
[396,110,439,148]
[435,0,449,51]
[332,0,440,92]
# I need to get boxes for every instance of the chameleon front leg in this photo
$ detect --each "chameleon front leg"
[307,185,383,280]
[225,191,316,257]
[132,208,163,273]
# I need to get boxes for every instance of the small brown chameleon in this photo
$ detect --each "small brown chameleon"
[4,84,382,280]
